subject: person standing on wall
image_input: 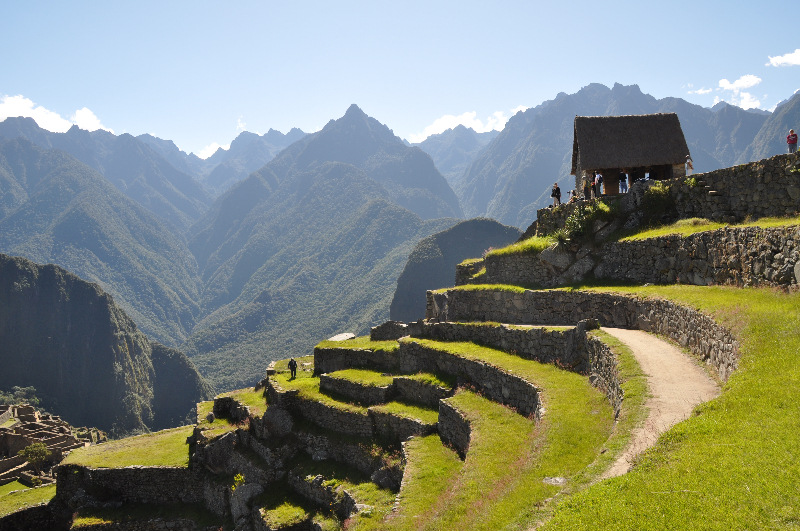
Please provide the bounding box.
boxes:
[551,183,561,207]
[686,155,694,176]
[788,129,798,154]
[288,358,298,379]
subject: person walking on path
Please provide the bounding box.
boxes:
[551,183,561,206]
[788,129,798,154]
[288,358,298,379]
[685,155,694,176]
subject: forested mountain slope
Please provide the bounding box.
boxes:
[0,137,201,346]
[0,117,212,231]
[413,125,498,185]
[0,253,211,434]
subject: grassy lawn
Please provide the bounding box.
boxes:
[62,426,193,468]
[272,354,315,373]
[71,503,225,528]
[370,400,439,425]
[400,371,455,389]
[217,387,268,416]
[327,368,394,387]
[618,214,800,241]
[0,419,17,428]
[255,485,318,530]
[433,283,527,294]
[0,481,27,498]
[485,235,554,257]
[0,484,55,517]
[315,336,399,352]
[541,284,800,530]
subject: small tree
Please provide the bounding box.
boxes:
[18,443,49,474]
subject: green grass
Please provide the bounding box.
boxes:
[62,426,193,468]
[217,387,268,416]
[327,368,394,387]
[256,485,314,529]
[0,485,55,517]
[272,371,368,415]
[356,337,613,530]
[433,283,527,294]
[71,503,225,528]
[542,284,800,530]
[458,257,484,266]
[0,419,17,428]
[401,372,455,389]
[0,481,27,498]
[370,400,439,424]
[618,214,800,241]
[272,354,315,373]
[485,235,554,257]
[315,336,399,352]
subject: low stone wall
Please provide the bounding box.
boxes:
[213,395,255,423]
[290,392,373,439]
[319,375,392,406]
[313,347,400,376]
[437,400,471,458]
[427,288,739,381]
[371,321,416,341]
[585,335,622,417]
[393,377,453,408]
[63,518,216,531]
[370,410,436,442]
[55,464,204,507]
[397,341,542,419]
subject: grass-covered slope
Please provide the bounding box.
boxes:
[62,426,193,468]
[390,218,521,322]
[542,284,800,529]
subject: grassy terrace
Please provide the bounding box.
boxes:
[327,368,394,387]
[315,336,399,352]
[400,371,455,390]
[485,235,554,257]
[217,387,268,416]
[0,485,56,517]
[539,284,800,530]
[255,485,340,531]
[370,400,439,424]
[71,503,226,529]
[618,215,800,241]
[62,426,193,468]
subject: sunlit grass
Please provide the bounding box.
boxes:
[327,368,394,387]
[619,215,800,241]
[485,235,554,257]
[71,503,224,529]
[62,426,192,468]
[370,400,439,425]
[217,387,268,416]
[0,485,55,517]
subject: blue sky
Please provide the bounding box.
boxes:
[1,0,798,156]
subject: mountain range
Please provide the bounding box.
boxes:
[412,125,498,185]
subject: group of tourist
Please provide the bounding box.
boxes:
[549,130,796,208]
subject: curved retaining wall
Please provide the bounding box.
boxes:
[427,288,739,381]
[314,347,400,375]
[319,374,392,405]
[437,400,471,458]
[397,341,542,419]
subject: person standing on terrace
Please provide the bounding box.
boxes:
[686,155,694,176]
[788,129,798,154]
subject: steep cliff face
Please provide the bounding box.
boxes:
[0,254,211,434]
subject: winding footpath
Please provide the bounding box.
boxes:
[600,327,720,479]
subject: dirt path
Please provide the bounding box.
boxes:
[600,327,720,479]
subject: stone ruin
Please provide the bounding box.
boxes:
[0,404,105,490]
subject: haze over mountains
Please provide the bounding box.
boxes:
[0,83,798,400]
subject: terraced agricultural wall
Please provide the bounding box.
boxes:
[458,224,800,288]
[55,464,204,506]
[427,288,739,381]
[437,400,471,458]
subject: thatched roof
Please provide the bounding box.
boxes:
[571,113,690,175]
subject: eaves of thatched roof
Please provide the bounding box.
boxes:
[571,113,690,175]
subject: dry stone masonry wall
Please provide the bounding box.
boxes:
[428,288,739,381]
[437,400,471,458]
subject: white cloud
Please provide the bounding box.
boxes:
[688,88,712,95]
[766,49,800,67]
[409,107,522,143]
[195,142,229,159]
[718,75,762,93]
[237,117,246,132]
[71,107,113,133]
[511,105,528,114]
[0,94,112,133]
[716,75,763,110]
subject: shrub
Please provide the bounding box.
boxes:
[684,177,699,187]
[641,182,674,221]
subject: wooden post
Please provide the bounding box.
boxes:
[601,169,620,196]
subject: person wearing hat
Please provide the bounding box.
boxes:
[685,155,694,176]
[788,129,798,154]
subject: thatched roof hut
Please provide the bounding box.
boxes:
[571,113,690,195]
